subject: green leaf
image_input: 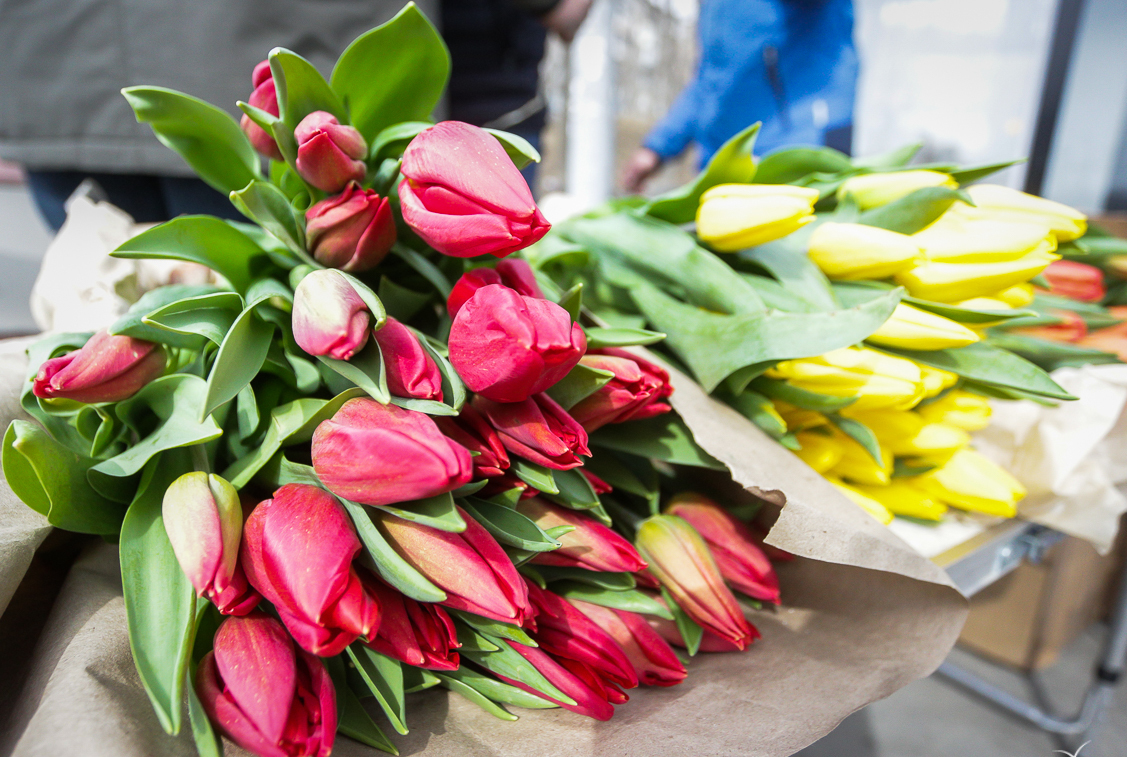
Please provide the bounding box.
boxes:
[851,143,922,169]
[740,230,839,311]
[326,657,399,755]
[402,666,443,693]
[858,186,970,235]
[186,667,223,757]
[439,667,556,710]
[407,327,465,414]
[143,292,243,345]
[108,284,226,347]
[448,609,537,647]
[726,389,787,439]
[950,159,1024,186]
[462,639,576,706]
[3,421,126,534]
[582,452,656,499]
[545,364,614,410]
[558,282,583,322]
[877,342,1075,400]
[751,146,853,185]
[534,566,636,591]
[509,458,558,494]
[590,412,725,469]
[379,276,432,321]
[827,414,882,465]
[390,243,452,297]
[345,645,408,735]
[230,180,308,258]
[113,216,276,293]
[985,333,1120,372]
[318,340,391,404]
[835,282,1032,325]
[644,123,759,224]
[375,491,465,532]
[484,128,541,169]
[436,674,518,721]
[270,48,349,129]
[583,327,667,349]
[750,376,856,412]
[350,499,447,602]
[201,306,274,420]
[541,466,601,511]
[330,3,450,142]
[120,452,198,734]
[554,583,674,619]
[461,497,561,551]
[661,586,703,656]
[121,86,260,194]
[454,622,501,652]
[370,121,431,162]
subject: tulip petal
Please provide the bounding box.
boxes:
[213,614,297,745]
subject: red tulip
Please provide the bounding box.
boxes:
[665,494,781,604]
[516,497,646,572]
[568,349,673,431]
[1013,309,1087,343]
[305,182,396,272]
[474,393,590,470]
[32,330,164,404]
[240,484,381,656]
[291,269,371,360]
[312,398,473,507]
[364,579,460,670]
[1079,320,1127,360]
[197,612,336,757]
[569,600,686,687]
[524,581,638,689]
[294,111,367,193]
[1042,260,1105,302]
[499,643,620,720]
[373,317,442,400]
[449,284,586,403]
[583,470,613,494]
[433,405,510,478]
[447,258,544,318]
[240,60,283,161]
[374,507,533,625]
[648,613,760,653]
[398,121,550,258]
[163,472,259,616]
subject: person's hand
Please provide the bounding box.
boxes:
[621,147,662,194]
[541,0,593,43]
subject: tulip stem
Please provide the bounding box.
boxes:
[190,444,212,474]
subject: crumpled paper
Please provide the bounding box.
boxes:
[972,363,1127,553]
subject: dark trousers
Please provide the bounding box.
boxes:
[25,171,240,232]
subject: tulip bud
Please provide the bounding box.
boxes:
[665,494,781,604]
[294,111,367,193]
[373,506,533,625]
[449,284,586,403]
[364,579,460,670]
[827,432,893,486]
[447,258,544,318]
[292,269,371,360]
[1041,260,1105,303]
[569,600,686,687]
[163,472,259,616]
[239,60,283,161]
[959,184,1087,242]
[917,448,1026,517]
[635,514,756,650]
[373,317,442,401]
[893,247,1059,303]
[792,431,844,473]
[305,182,396,272]
[515,497,647,573]
[399,121,550,258]
[920,365,959,398]
[826,477,895,524]
[645,593,760,652]
[312,398,473,507]
[567,349,673,432]
[866,303,980,350]
[696,184,819,252]
[241,484,381,656]
[850,480,947,521]
[807,222,921,280]
[196,612,336,757]
[32,330,165,404]
[1080,324,1127,361]
[583,469,613,494]
[525,582,639,689]
[474,393,590,471]
[917,390,992,431]
[500,642,619,720]
[1013,310,1088,343]
[912,214,1054,263]
[837,169,956,210]
[433,405,510,478]
[766,347,926,411]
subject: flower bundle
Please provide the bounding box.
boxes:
[1,7,788,757]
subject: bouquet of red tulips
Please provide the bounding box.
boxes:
[2,6,786,756]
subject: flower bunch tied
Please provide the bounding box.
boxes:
[1,7,786,757]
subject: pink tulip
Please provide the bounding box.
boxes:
[32,330,165,404]
[364,579,460,671]
[666,494,781,604]
[162,472,259,616]
[516,497,646,573]
[498,643,620,720]
[433,405,510,478]
[305,182,396,272]
[312,398,473,507]
[635,515,757,650]
[294,111,367,193]
[449,284,586,402]
[240,60,283,161]
[197,612,336,757]
[447,258,544,318]
[568,349,673,431]
[474,393,590,470]
[569,600,686,687]
[1042,260,1105,302]
[524,581,638,689]
[373,317,442,401]
[240,484,381,656]
[398,121,550,258]
[291,269,370,360]
[374,506,533,626]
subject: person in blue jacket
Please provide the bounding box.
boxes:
[622,0,857,192]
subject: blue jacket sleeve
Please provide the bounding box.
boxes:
[643,78,700,160]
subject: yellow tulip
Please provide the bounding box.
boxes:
[793,432,843,473]
[840,406,923,437]
[837,169,956,210]
[775,402,828,433]
[953,296,1014,311]
[866,303,980,350]
[767,347,927,410]
[917,390,992,431]
[696,184,819,251]
[807,222,921,280]
[893,248,1059,303]
[826,477,894,524]
[827,434,893,486]
[917,448,1025,517]
[956,184,1087,242]
[994,283,1035,308]
[920,366,959,397]
[887,422,970,458]
[851,480,948,521]
[912,214,1054,263]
